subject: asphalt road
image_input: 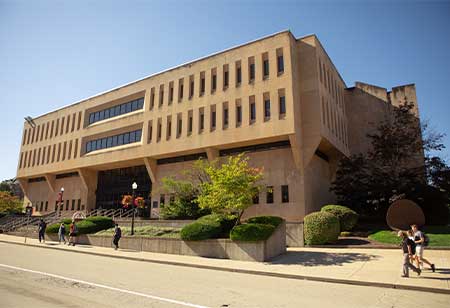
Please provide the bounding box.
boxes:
[0,242,449,308]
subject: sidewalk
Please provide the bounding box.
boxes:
[1,234,449,294]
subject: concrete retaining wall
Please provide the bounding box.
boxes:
[45,222,287,262]
[286,222,304,247]
[113,220,194,228]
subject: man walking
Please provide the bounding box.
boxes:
[411,224,436,272]
[113,223,122,250]
[58,223,66,244]
[38,219,46,243]
[398,231,421,278]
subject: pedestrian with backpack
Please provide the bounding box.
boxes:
[37,219,47,243]
[398,231,421,278]
[112,223,122,250]
[411,224,435,272]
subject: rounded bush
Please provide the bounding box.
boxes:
[230,223,275,242]
[246,216,283,228]
[197,214,237,238]
[321,205,359,231]
[180,220,222,241]
[304,211,340,245]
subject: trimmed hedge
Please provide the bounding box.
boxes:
[321,205,359,231]
[46,216,114,235]
[230,223,275,242]
[304,211,340,245]
[246,216,283,228]
[180,214,237,241]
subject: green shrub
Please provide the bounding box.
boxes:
[304,211,340,245]
[180,214,238,241]
[321,205,359,231]
[46,216,114,235]
[230,223,275,241]
[180,220,222,241]
[246,216,283,228]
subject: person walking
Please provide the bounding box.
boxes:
[411,224,436,272]
[398,231,421,278]
[68,220,77,246]
[38,219,47,243]
[113,223,122,250]
[58,223,66,244]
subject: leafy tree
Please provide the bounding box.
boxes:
[331,101,449,222]
[159,176,210,219]
[196,153,263,224]
[0,191,23,215]
[0,178,23,199]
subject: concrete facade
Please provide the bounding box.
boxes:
[15,30,420,229]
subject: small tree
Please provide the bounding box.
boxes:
[196,153,263,224]
[159,176,209,219]
[0,191,23,215]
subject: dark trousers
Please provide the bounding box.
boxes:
[38,231,45,242]
[113,237,120,248]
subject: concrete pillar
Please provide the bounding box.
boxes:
[16,178,31,210]
[144,157,158,217]
[206,147,219,162]
[77,168,98,212]
[44,174,57,193]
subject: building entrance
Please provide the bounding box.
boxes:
[96,165,151,216]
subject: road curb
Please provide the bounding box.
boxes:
[1,239,449,295]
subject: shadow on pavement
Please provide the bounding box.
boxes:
[269,251,379,266]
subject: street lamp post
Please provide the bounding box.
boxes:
[131,182,137,236]
[58,187,64,217]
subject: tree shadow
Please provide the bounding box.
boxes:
[269,251,379,266]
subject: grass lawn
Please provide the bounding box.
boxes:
[95,226,181,238]
[368,225,450,246]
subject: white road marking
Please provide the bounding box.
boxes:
[0,263,210,308]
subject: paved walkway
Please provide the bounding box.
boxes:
[1,234,449,294]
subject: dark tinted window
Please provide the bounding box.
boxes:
[281,185,289,203]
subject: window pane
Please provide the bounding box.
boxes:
[138,98,144,109]
[132,100,138,111]
[120,104,126,114]
[99,110,105,121]
[129,131,136,143]
[135,130,142,141]
[280,96,286,114]
[89,113,95,124]
[124,132,130,144]
[118,134,124,145]
[110,107,115,117]
[112,135,118,146]
[91,141,96,151]
[101,138,107,149]
[96,139,102,149]
[104,108,110,119]
[86,141,91,153]
[126,102,132,113]
[107,137,113,147]
[115,106,121,115]
[94,112,100,122]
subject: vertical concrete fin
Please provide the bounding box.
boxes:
[44,174,56,193]
[77,168,98,211]
[143,157,157,184]
[206,147,219,162]
[16,178,29,195]
[288,135,303,170]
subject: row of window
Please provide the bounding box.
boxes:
[88,97,144,125]
[149,48,285,109]
[85,129,142,153]
[32,199,84,213]
[252,185,290,204]
[22,111,83,146]
[322,97,348,147]
[318,58,345,112]
[19,139,79,169]
[156,185,289,208]
[147,90,286,143]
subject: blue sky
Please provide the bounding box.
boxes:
[1,0,449,180]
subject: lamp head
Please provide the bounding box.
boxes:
[60,187,65,192]
[132,182,137,190]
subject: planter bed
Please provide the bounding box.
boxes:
[45,221,286,262]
